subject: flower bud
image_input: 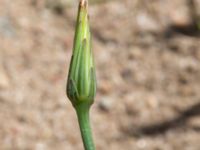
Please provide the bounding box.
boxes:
[67,0,96,107]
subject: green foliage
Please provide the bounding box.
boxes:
[66,1,96,150]
[67,1,96,108]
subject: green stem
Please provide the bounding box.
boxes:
[75,103,95,150]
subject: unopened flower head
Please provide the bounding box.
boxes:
[67,0,96,107]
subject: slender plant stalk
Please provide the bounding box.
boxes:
[66,0,96,150]
[76,103,95,150]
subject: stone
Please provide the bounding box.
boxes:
[98,97,113,112]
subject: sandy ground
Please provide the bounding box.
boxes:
[0,0,200,149]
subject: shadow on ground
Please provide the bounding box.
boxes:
[123,101,200,137]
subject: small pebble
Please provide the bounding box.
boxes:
[98,97,113,112]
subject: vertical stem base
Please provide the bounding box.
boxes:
[75,103,95,150]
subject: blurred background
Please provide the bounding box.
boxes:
[0,0,200,149]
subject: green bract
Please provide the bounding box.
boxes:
[67,1,96,107]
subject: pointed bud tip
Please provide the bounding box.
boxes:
[80,0,87,8]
